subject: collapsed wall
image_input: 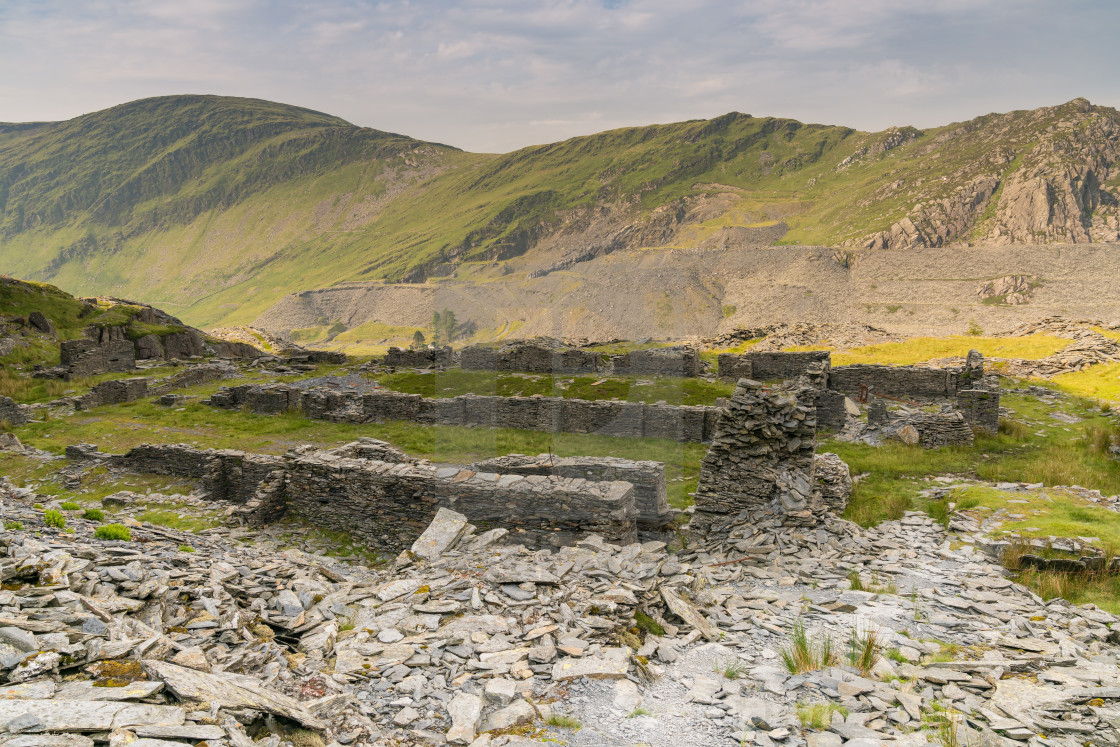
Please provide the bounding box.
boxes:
[75,377,150,410]
[60,332,136,377]
[449,342,702,377]
[83,441,639,550]
[721,351,831,381]
[0,396,31,426]
[469,453,675,529]
[692,379,823,530]
[208,384,721,443]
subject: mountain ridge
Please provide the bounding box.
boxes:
[0,94,1117,331]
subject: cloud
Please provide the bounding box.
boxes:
[0,0,1116,151]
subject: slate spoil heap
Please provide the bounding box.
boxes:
[4,481,1120,746]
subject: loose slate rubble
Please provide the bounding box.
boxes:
[3,467,1120,746]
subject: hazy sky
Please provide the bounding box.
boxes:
[2,0,1118,153]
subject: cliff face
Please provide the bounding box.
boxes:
[857,99,1120,251]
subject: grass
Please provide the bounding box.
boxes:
[846,626,884,676]
[10,393,706,508]
[95,524,132,541]
[796,702,848,730]
[83,508,104,521]
[794,334,1070,366]
[779,619,839,675]
[136,504,224,533]
[712,656,748,680]
[4,521,23,530]
[178,544,195,552]
[544,714,581,730]
[628,708,654,718]
[634,610,666,636]
[831,390,1120,526]
[1053,362,1120,403]
[59,501,81,510]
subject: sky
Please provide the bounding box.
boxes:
[1,0,1118,153]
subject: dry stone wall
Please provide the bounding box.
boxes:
[956,388,1000,434]
[0,396,31,426]
[692,379,823,530]
[88,441,639,550]
[74,377,151,410]
[469,453,674,529]
[208,384,720,443]
[738,351,831,381]
[450,342,702,377]
[60,335,136,377]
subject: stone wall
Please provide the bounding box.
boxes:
[740,351,831,382]
[609,348,702,378]
[208,384,721,443]
[956,388,1000,434]
[148,363,237,396]
[455,342,701,377]
[284,452,636,550]
[104,441,638,550]
[60,334,136,378]
[0,396,31,426]
[912,410,975,449]
[384,347,454,368]
[469,454,674,529]
[829,351,985,400]
[802,389,849,432]
[74,378,151,410]
[716,354,753,381]
[692,379,822,529]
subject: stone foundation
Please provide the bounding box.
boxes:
[469,454,675,529]
[384,347,454,368]
[208,384,720,443]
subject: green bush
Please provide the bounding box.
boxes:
[4,521,24,531]
[82,508,105,521]
[60,501,81,511]
[95,524,132,541]
[43,509,67,529]
[178,544,195,553]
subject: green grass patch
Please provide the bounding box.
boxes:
[95,524,132,541]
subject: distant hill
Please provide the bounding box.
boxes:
[0,94,1117,330]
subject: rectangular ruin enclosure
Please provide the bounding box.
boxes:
[92,441,646,550]
[207,384,721,443]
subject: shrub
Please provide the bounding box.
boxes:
[95,524,132,541]
[59,501,81,511]
[178,544,195,552]
[83,508,105,521]
[4,521,24,530]
[43,509,66,529]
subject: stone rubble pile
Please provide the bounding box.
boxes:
[994,317,1120,377]
[2,466,1120,746]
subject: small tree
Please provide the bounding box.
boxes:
[411,330,426,350]
[432,311,443,346]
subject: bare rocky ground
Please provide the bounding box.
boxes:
[1,465,1118,747]
[253,243,1120,344]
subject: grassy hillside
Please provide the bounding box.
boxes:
[0,95,1117,328]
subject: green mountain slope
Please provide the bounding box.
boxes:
[0,95,1117,329]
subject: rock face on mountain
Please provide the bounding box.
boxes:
[856,99,1120,252]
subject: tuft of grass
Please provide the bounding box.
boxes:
[712,656,747,680]
[847,626,884,676]
[95,523,132,541]
[779,619,839,675]
[628,708,654,718]
[178,544,195,552]
[885,648,906,664]
[82,508,105,521]
[997,417,1029,440]
[545,714,582,730]
[43,509,66,529]
[796,702,848,729]
[847,569,865,591]
[59,501,81,510]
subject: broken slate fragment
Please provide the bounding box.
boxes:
[410,507,469,561]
